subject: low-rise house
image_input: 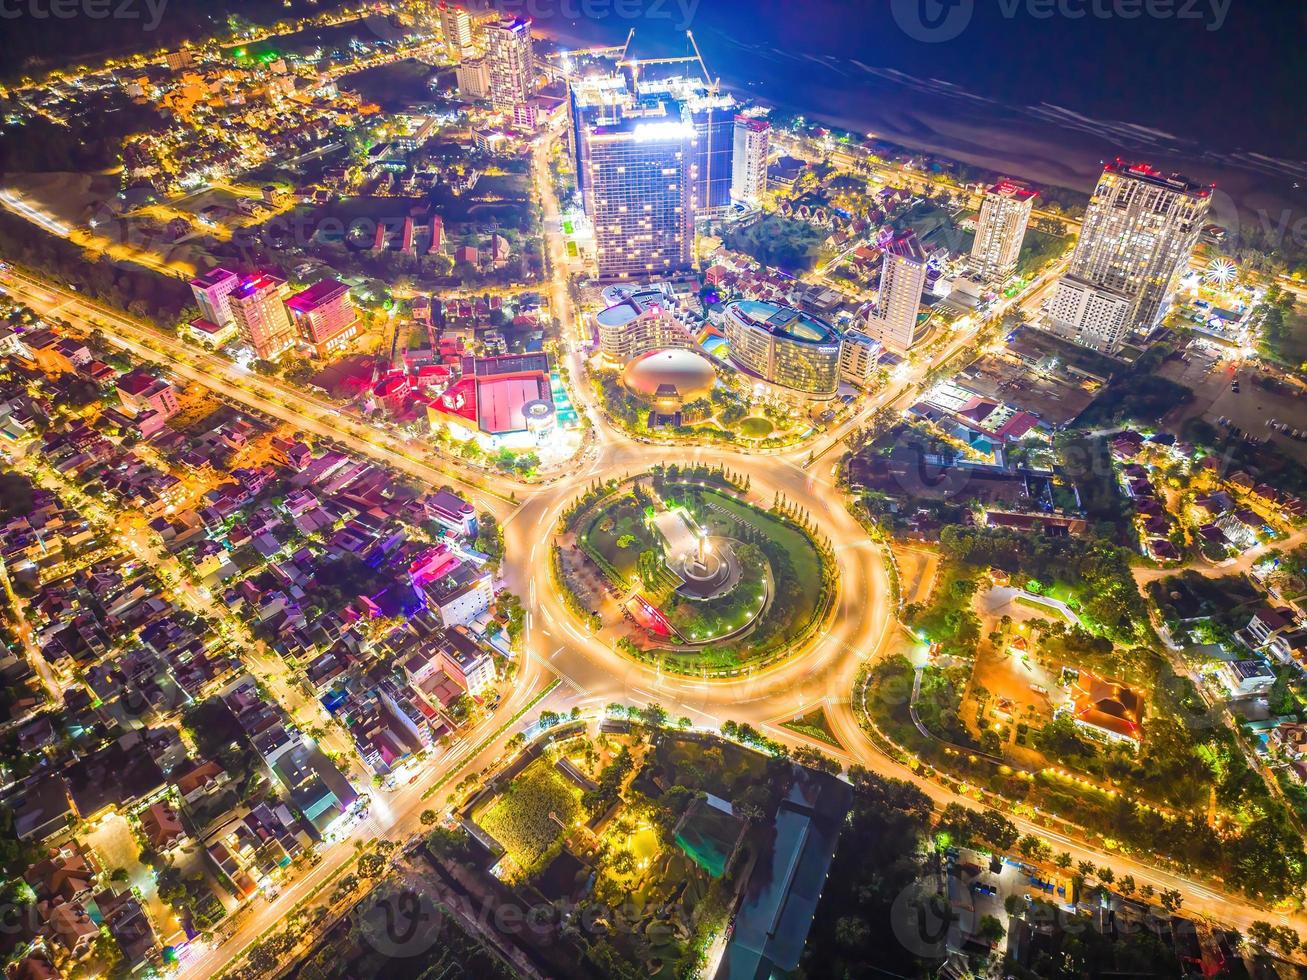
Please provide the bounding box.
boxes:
[1069,671,1144,747]
[139,801,186,851]
[1239,606,1298,658]
[24,840,98,905]
[1219,658,1277,698]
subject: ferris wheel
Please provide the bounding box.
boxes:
[1204,257,1238,287]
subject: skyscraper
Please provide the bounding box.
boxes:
[568,54,736,278]
[286,279,358,359]
[731,115,770,206]
[484,18,534,108]
[438,3,473,60]
[230,273,296,362]
[1047,160,1210,353]
[189,267,240,330]
[971,180,1036,282]
[864,231,928,352]
[582,115,694,281]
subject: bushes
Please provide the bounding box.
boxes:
[477,761,581,875]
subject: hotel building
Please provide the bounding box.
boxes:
[864,231,928,353]
[286,279,359,359]
[731,115,770,206]
[971,180,1036,283]
[724,300,841,398]
[484,18,534,108]
[1047,161,1210,353]
[230,273,296,362]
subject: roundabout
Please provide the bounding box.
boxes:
[549,468,837,675]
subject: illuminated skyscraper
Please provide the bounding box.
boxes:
[230,273,295,362]
[971,179,1036,282]
[438,3,473,60]
[568,51,736,277]
[731,115,770,206]
[484,17,534,108]
[286,279,358,359]
[864,231,927,352]
[1047,160,1210,353]
[582,115,694,281]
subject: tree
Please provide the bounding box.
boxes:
[834,916,870,950]
[1247,921,1275,950]
[1118,874,1135,895]
[357,852,386,878]
[1158,888,1183,913]
[1272,926,1300,955]
[1054,851,1072,870]
[1017,834,1050,861]
[977,915,1005,946]
[1139,883,1155,901]
[1076,860,1096,878]
[733,784,771,823]
[419,810,437,827]
[1096,867,1114,885]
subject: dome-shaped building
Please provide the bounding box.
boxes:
[622,348,717,412]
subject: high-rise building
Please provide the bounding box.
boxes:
[632,76,734,216]
[865,231,928,352]
[1047,160,1210,353]
[438,3,474,60]
[971,180,1036,283]
[839,330,882,388]
[286,279,359,359]
[724,300,842,398]
[189,267,240,330]
[230,273,295,362]
[569,58,737,278]
[455,58,490,100]
[731,115,770,206]
[581,114,694,281]
[484,18,534,108]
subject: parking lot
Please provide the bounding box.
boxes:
[1160,346,1307,465]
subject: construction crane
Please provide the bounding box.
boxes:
[686,30,720,94]
[616,31,719,92]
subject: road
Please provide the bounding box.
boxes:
[2,134,1298,978]
[1133,524,1307,585]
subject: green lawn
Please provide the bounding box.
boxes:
[739,417,774,439]
[654,486,826,666]
[781,706,843,748]
[581,496,659,585]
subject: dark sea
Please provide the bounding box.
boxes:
[518,0,1307,217]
